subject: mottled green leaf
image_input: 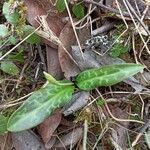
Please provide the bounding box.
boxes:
[7,83,74,132]
[75,63,144,91]
[23,25,41,44]
[0,61,19,75]
[0,114,8,134]
[0,24,9,37]
[72,4,85,19]
[56,0,67,12]
[3,2,20,25]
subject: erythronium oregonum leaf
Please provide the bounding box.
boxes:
[0,114,8,134]
[7,82,74,132]
[75,63,144,91]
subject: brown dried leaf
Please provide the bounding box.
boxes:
[54,127,83,149]
[46,45,63,79]
[23,0,67,48]
[110,106,129,150]
[58,22,80,79]
[0,134,12,150]
[11,130,46,150]
[63,91,90,116]
[23,0,66,36]
[37,112,62,146]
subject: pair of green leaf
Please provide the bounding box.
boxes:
[56,0,85,19]
[6,63,144,132]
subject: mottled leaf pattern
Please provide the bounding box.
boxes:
[7,83,74,132]
[0,114,8,134]
[75,63,144,91]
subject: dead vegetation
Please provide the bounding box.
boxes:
[0,0,150,149]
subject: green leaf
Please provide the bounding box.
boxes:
[110,43,129,58]
[145,132,150,149]
[23,25,41,44]
[0,61,19,75]
[2,2,20,25]
[8,52,24,63]
[0,114,8,134]
[44,72,73,86]
[72,4,85,19]
[56,0,67,12]
[9,35,17,45]
[7,83,74,132]
[96,99,105,107]
[0,24,9,37]
[75,63,144,91]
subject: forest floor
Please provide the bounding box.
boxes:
[0,0,150,150]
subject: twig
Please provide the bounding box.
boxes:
[64,0,84,59]
[15,59,30,88]
[96,89,145,125]
[6,92,33,104]
[124,0,150,36]
[84,0,131,17]
[132,121,150,147]
[83,120,88,150]
[37,15,78,66]
[92,126,108,149]
[91,22,116,36]
[138,94,144,120]
[0,26,41,61]
[37,45,47,71]
[132,34,139,64]
[123,0,150,55]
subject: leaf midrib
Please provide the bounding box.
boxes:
[8,86,73,128]
[78,70,124,85]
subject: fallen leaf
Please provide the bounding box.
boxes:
[110,106,129,150]
[58,22,80,79]
[63,91,90,116]
[37,112,62,148]
[23,0,67,47]
[72,46,100,70]
[46,45,63,79]
[11,130,46,150]
[54,127,83,149]
[0,134,12,150]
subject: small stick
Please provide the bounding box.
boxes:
[132,121,150,147]
[91,22,116,36]
[64,0,84,60]
[0,26,41,61]
[84,0,131,17]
